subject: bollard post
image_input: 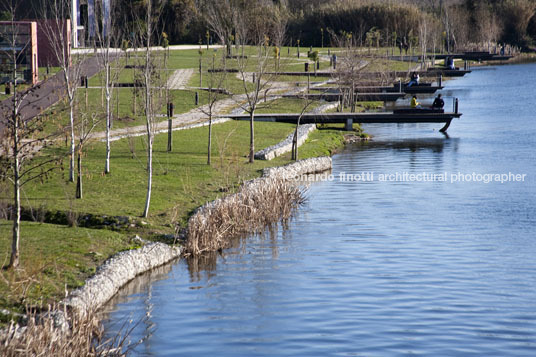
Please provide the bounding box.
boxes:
[167,102,174,152]
[345,118,353,131]
[195,92,199,106]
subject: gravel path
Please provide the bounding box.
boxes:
[167,69,194,90]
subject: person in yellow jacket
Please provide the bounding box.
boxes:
[410,95,421,108]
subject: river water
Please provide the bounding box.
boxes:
[104,63,536,356]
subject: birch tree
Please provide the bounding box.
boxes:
[94,0,121,174]
[130,0,164,218]
[0,7,59,268]
[40,0,83,183]
[197,51,228,165]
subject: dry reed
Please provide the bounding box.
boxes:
[186,176,306,255]
[0,305,136,357]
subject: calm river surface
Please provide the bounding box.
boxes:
[104,63,536,356]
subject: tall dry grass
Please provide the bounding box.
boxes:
[186,176,306,255]
[0,305,136,357]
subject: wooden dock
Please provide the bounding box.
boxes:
[310,84,443,95]
[224,110,463,132]
[267,69,470,78]
[281,92,406,102]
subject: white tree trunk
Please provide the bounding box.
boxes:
[10,127,21,268]
[105,64,111,174]
[249,110,255,163]
[69,95,75,182]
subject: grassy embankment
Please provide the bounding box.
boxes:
[1,47,365,320]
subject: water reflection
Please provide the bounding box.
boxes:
[103,63,536,357]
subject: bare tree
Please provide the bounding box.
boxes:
[233,2,283,163]
[40,0,83,183]
[198,51,228,165]
[75,110,100,199]
[291,94,315,161]
[129,0,164,218]
[94,0,121,175]
[0,5,59,268]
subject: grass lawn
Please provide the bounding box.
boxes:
[0,44,369,321]
[0,221,130,319]
[0,119,350,319]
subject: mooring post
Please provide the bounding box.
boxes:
[345,118,353,131]
[195,91,199,106]
[167,102,174,152]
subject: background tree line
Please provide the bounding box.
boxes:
[8,0,536,50]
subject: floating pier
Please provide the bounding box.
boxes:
[281,92,406,102]
[225,109,462,133]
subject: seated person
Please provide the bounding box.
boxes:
[407,72,419,87]
[431,94,444,110]
[410,95,421,108]
[446,57,455,70]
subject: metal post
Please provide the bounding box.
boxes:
[345,118,353,131]
[167,118,173,152]
[195,92,199,106]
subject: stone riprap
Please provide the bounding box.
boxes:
[254,124,317,160]
[63,243,181,313]
[262,156,332,180]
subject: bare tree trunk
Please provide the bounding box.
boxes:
[208,116,212,165]
[69,96,75,182]
[10,134,20,268]
[76,150,83,199]
[105,65,111,174]
[249,110,255,163]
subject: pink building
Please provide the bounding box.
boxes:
[35,19,72,69]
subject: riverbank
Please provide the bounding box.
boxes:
[0,120,355,323]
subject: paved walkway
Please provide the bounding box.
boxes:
[0,55,117,135]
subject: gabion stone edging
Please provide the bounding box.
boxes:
[262,156,332,180]
[63,243,181,313]
[254,124,317,160]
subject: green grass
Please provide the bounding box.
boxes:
[255,97,324,114]
[0,45,368,319]
[0,221,130,316]
[5,121,303,225]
